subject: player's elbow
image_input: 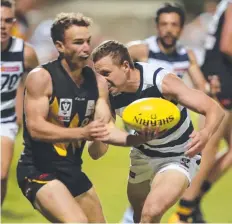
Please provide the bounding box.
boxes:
[211,101,225,123]
[26,119,41,140]
[220,42,232,56]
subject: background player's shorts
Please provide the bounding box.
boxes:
[201,57,232,110]
[0,122,18,141]
[17,162,93,207]
[128,148,200,184]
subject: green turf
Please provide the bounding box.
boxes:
[1,116,232,223]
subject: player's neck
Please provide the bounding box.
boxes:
[61,58,84,86]
[124,68,140,92]
[157,39,175,55]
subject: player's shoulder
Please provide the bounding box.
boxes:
[144,35,156,43]
[136,61,166,75]
[8,36,24,52]
[23,42,39,70]
[26,67,51,89]
[176,42,188,55]
[136,62,170,85]
[24,42,37,59]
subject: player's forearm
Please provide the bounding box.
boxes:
[188,67,207,92]
[27,118,85,142]
[103,126,145,147]
[203,102,225,138]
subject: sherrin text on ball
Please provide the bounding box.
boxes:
[122,98,181,132]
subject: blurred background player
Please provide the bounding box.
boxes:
[169,0,232,222]
[1,0,38,205]
[11,0,46,127]
[121,3,220,222]
[180,0,219,66]
[127,3,218,95]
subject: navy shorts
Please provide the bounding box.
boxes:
[17,163,92,206]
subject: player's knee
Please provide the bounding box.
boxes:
[141,202,166,221]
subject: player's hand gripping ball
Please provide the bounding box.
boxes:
[122,98,181,132]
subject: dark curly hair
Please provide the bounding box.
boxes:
[1,0,15,9]
[155,3,185,27]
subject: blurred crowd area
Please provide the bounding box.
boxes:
[12,0,219,65]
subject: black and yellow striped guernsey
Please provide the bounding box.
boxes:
[19,58,98,172]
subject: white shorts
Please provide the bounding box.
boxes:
[0,122,19,141]
[128,148,200,184]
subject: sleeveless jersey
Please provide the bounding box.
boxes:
[1,37,24,123]
[111,62,193,156]
[19,59,99,171]
[144,36,190,79]
[203,0,232,75]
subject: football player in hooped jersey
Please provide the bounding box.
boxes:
[1,0,38,205]
[127,3,220,95]
[92,40,224,223]
[16,13,157,223]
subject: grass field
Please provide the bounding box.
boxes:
[1,115,232,223]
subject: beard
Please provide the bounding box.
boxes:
[158,35,177,49]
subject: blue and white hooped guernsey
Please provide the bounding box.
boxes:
[112,62,193,156]
[144,36,190,79]
[1,37,25,123]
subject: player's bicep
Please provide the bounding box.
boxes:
[162,74,213,115]
[24,68,52,127]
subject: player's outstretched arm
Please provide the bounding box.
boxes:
[187,50,209,92]
[24,68,107,142]
[93,74,156,147]
[161,73,225,157]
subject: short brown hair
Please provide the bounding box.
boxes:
[92,40,134,69]
[51,12,92,44]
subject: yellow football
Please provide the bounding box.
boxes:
[122,97,181,132]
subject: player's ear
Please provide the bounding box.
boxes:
[55,41,65,54]
[122,60,130,73]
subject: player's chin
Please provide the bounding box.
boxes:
[0,35,10,43]
[77,58,89,66]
